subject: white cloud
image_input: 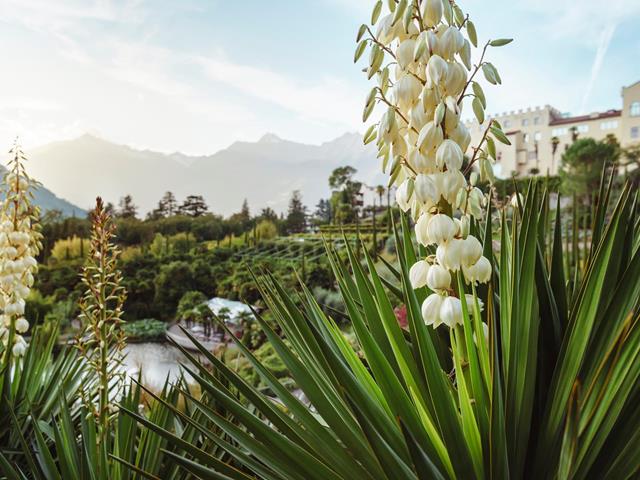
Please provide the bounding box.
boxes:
[519,0,640,46]
[196,54,362,130]
[580,23,618,113]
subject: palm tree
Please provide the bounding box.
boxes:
[551,135,560,173]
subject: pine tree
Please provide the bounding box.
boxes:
[240,199,250,221]
[285,190,307,234]
[179,195,209,217]
[161,191,178,216]
[313,199,332,225]
[116,194,137,219]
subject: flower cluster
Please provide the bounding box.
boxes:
[357,0,510,329]
[0,143,42,357]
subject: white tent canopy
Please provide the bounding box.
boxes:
[206,297,254,327]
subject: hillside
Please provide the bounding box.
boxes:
[0,164,86,217]
[27,133,383,216]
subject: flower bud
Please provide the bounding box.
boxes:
[459,215,470,239]
[459,235,483,266]
[409,260,430,289]
[421,0,443,28]
[468,187,485,218]
[426,264,451,291]
[440,296,463,328]
[435,139,463,171]
[421,293,443,327]
[427,214,457,244]
[462,255,492,284]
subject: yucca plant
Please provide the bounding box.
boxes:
[125,1,640,479]
[1,198,244,480]
[0,143,89,472]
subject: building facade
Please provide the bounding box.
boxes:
[464,80,640,177]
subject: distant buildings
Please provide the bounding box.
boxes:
[465,81,640,177]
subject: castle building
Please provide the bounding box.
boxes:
[464,80,640,177]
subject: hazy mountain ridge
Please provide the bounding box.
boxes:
[0,164,86,217]
[27,133,384,216]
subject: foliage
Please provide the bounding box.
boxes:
[255,219,278,241]
[116,194,138,219]
[179,194,209,217]
[122,318,167,342]
[329,166,362,224]
[130,174,640,479]
[176,290,208,320]
[493,175,561,199]
[153,261,196,318]
[559,138,620,196]
[285,190,307,234]
[50,235,89,261]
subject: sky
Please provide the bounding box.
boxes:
[0,0,639,155]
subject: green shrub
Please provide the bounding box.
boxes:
[122,319,167,342]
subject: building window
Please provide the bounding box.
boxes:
[631,102,640,117]
[533,116,540,125]
[524,133,530,143]
[632,127,639,139]
[522,118,529,126]
[577,124,589,133]
[534,131,541,141]
[600,120,619,130]
[552,127,567,136]
[527,151,537,160]
[503,120,511,128]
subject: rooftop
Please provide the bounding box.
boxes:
[548,109,621,126]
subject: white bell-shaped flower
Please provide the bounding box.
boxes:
[427,214,457,244]
[422,293,443,327]
[426,264,451,292]
[440,296,463,328]
[409,260,430,289]
[462,255,492,284]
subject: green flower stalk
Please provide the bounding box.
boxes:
[357,0,511,329]
[76,196,127,475]
[0,141,42,360]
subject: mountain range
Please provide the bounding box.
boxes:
[0,164,86,217]
[25,132,384,216]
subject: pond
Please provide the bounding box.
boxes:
[122,342,197,392]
